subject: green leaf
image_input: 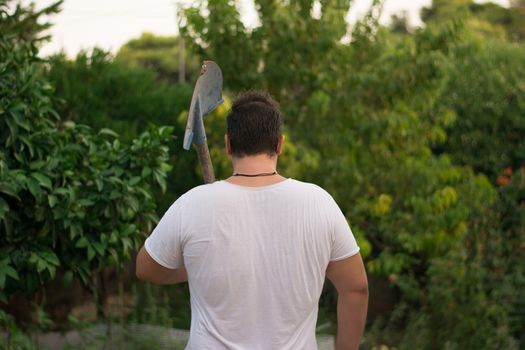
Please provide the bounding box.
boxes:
[37,259,47,273]
[123,224,137,236]
[92,241,105,255]
[29,253,39,264]
[69,225,81,239]
[160,162,172,172]
[42,252,60,266]
[141,167,151,177]
[19,135,34,157]
[87,246,95,261]
[54,187,69,195]
[5,118,18,146]
[48,265,56,279]
[77,198,94,207]
[4,266,19,280]
[109,248,120,265]
[125,196,139,213]
[153,169,167,193]
[0,183,20,200]
[11,110,30,130]
[113,139,120,151]
[0,197,9,219]
[95,179,103,192]
[128,176,141,186]
[48,195,57,208]
[75,237,89,248]
[99,128,119,138]
[109,190,120,200]
[32,173,52,190]
[29,160,46,170]
[26,178,42,200]
[76,265,90,286]
[122,238,132,253]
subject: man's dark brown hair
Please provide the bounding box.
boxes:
[227,90,283,157]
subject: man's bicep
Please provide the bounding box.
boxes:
[142,201,184,270]
[326,253,368,294]
[136,246,187,284]
[136,246,168,282]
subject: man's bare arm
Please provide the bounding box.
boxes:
[326,253,368,350]
[135,246,187,284]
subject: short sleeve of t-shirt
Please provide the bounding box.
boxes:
[144,198,184,269]
[327,195,360,261]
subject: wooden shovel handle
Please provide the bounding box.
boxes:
[195,143,215,184]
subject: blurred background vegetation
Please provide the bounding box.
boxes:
[1,0,524,349]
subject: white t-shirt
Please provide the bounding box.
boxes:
[145,178,360,350]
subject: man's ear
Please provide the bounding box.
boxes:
[276,134,285,155]
[225,134,233,155]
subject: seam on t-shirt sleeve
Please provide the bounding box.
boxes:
[144,237,181,270]
[329,246,360,262]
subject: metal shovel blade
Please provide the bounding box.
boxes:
[183,61,224,150]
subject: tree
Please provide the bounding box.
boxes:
[0,0,172,328]
[422,0,525,42]
[180,0,493,330]
[0,0,62,45]
[115,32,200,83]
[389,11,411,35]
[434,40,525,179]
[46,49,193,142]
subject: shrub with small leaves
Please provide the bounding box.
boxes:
[0,2,172,303]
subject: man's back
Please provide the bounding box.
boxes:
[145,178,360,350]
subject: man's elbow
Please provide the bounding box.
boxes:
[350,281,369,297]
[347,278,369,297]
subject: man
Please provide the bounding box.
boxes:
[136,91,368,350]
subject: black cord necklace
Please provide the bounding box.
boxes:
[232,171,278,177]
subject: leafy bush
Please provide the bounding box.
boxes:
[435,40,525,179]
[180,0,493,309]
[382,169,525,350]
[46,49,193,142]
[0,0,171,310]
[115,32,200,83]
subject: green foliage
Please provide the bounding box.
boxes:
[115,32,200,83]
[384,169,525,349]
[46,49,192,142]
[2,1,523,348]
[179,3,525,347]
[46,45,318,208]
[46,49,198,211]
[422,0,525,42]
[0,2,172,303]
[180,0,492,307]
[435,39,525,179]
[0,0,62,45]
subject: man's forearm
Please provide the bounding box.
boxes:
[335,289,368,350]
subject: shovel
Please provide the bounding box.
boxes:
[183,61,224,184]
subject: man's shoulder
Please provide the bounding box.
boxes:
[177,179,334,201]
[176,182,217,202]
[288,178,325,190]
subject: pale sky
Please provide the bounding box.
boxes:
[36,0,509,57]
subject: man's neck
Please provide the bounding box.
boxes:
[225,154,286,187]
